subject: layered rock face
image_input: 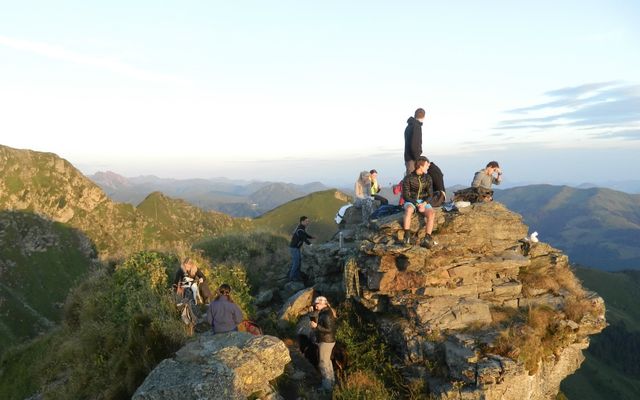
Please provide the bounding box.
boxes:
[133,332,290,400]
[303,202,606,399]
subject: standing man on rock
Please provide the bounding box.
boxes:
[404,108,426,175]
[288,216,315,282]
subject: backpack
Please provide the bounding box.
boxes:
[453,187,494,203]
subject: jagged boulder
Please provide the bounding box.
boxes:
[132,332,290,400]
[303,201,606,400]
[278,287,315,323]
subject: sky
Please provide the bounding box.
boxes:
[1,0,639,187]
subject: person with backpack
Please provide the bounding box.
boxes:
[172,258,212,303]
[206,284,244,334]
[369,169,389,205]
[288,216,315,281]
[404,108,426,175]
[310,296,337,392]
[471,161,503,189]
[401,156,437,248]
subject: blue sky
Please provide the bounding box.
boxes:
[1,1,639,186]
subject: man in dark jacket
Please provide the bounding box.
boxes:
[427,162,446,206]
[288,216,315,281]
[404,108,426,175]
[402,156,436,248]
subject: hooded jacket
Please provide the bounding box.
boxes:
[404,117,423,162]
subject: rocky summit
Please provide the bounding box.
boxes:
[301,201,606,399]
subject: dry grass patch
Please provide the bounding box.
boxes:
[490,306,574,374]
[334,370,393,400]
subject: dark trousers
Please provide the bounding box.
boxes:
[288,247,302,281]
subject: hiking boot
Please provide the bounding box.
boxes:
[402,234,412,246]
[420,234,437,249]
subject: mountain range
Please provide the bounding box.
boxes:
[494,185,640,270]
[89,171,328,217]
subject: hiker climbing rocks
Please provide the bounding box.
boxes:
[369,169,389,205]
[404,108,425,175]
[173,258,212,303]
[472,161,502,189]
[206,284,244,334]
[288,216,315,282]
[354,171,374,220]
[310,296,337,392]
[402,156,437,248]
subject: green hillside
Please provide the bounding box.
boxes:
[0,145,251,353]
[0,211,96,354]
[253,189,351,242]
[494,185,640,270]
[560,267,640,400]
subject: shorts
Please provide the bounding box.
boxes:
[404,202,432,211]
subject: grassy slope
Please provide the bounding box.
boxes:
[561,267,640,400]
[253,189,351,242]
[0,212,95,354]
[495,185,640,270]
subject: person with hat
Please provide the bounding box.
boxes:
[401,156,437,248]
[310,296,337,392]
[471,161,503,189]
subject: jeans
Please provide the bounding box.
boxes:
[319,342,336,389]
[288,247,302,281]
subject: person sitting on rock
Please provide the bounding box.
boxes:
[354,170,374,220]
[173,258,212,303]
[471,161,502,189]
[402,156,436,248]
[309,296,337,392]
[206,284,244,334]
[369,169,388,205]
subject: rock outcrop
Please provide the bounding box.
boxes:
[303,201,606,399]
[133,332,290,400]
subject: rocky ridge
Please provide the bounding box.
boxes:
[301,201,606,399]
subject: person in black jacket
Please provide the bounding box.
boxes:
[427,162,446,206]
[288,216,315,281]
[310,296,337,391]
[402,156,437,248]
[404,108,426,175]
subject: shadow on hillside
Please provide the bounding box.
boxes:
[0,210,99,354]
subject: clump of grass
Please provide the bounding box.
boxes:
[490,306,574,374]
[333,370,393,400]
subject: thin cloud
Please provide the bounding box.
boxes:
[496,82,640,141]
[0,35,188,84]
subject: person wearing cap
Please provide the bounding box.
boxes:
[206,283,244,334]
[471,161,503,189]
[404,108,426,176]
[369,169,388,205]
[310,296,337,392]
[401,156,437,248]
[288,216,315,282]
